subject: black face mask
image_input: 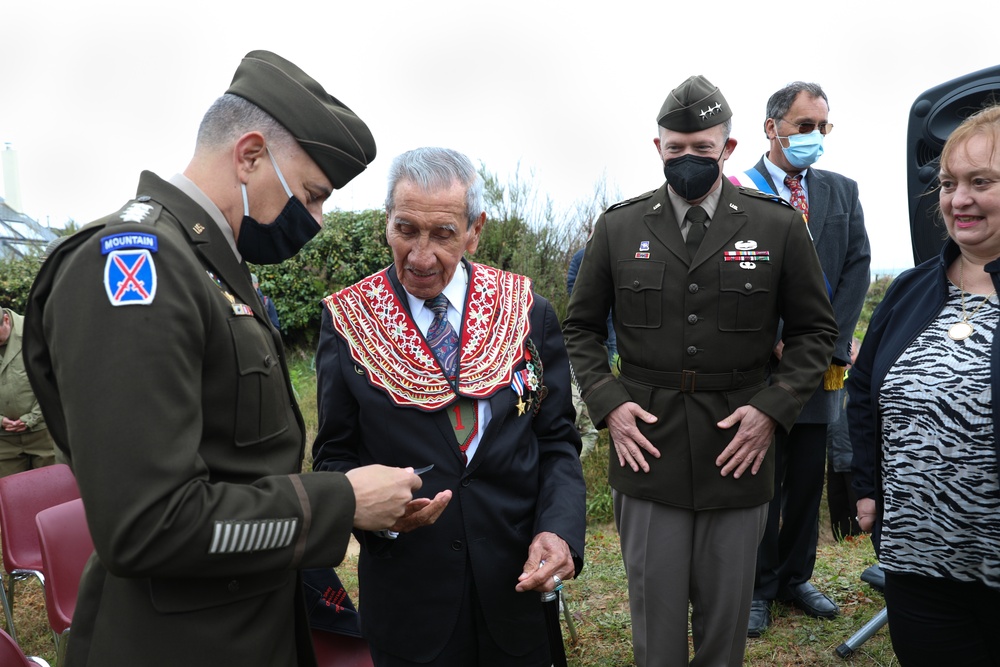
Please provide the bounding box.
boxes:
[237,195,321,265]
[236,147,323,265]
[662,153,722,201]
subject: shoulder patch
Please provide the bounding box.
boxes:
[104,249,157,306]
[100,232,159,255]
[607,189,656,212]
[736,186,793,208]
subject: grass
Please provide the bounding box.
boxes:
[5,354,898,666]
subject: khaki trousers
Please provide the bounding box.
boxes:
[0,428,57,478]
[614,491,767,667]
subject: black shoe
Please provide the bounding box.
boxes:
[787,582,839,619]
[747,599,771,637]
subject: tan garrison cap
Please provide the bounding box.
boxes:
[656,75,732,132]
[226,50,376,189]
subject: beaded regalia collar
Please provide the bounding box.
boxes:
[324,263,534,410]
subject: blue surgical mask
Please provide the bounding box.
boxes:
[780,131,824,169]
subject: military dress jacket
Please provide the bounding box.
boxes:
[748,157,871,424]
[563,179,837,510]
[24,172,356,667]
[312,261,586,663]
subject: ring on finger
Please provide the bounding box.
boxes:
[552,575,563,591]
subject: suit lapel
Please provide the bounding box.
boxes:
[642,185,688,265]
[137,173,267,329]
[690,180,749,271]
[804,169,830,244]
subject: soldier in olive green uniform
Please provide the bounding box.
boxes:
[24,51,421,667]
[563,75,837,667]
[0,308,56,477]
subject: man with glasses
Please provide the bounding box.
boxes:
[733,81,871,637]
[564,75,836,667]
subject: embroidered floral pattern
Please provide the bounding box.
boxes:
[324,264,533,410]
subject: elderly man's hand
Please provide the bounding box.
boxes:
[390,490,453,533]
[515,531,574,593]
[715,405,776,478]
[346,465,421,531]
[606,402,660,473]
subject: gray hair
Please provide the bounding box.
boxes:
[765,82,829,124]
[384,147,484,229]
[195,94,296,152]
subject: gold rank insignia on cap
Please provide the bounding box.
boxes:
[657,74,733,132]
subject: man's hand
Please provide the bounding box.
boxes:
[515,531,573,593]
[1,417,26,433]
[345,465,421,531]
[606,402,660,473]
[856,497,877,533]
[390,490,453,533]
[715,405,776,478]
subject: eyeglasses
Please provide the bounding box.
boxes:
[777,118,834,135]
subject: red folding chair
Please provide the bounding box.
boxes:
[0,464,80,645]
[311,629,374,667]
[0,626,51,666]
[35,498,93,667]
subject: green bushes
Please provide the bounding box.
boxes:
[0,254,43,311]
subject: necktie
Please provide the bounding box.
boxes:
[784,175,809,221]
[685,206,708,259]
[425,294,458,381]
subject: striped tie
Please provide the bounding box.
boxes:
[425,294,458,381]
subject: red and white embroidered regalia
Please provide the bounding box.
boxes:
[323,263,533,411]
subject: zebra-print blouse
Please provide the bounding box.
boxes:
[878,282,1000,591]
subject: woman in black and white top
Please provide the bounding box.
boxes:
[848,105,1000,667]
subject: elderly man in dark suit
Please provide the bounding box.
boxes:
[313,147,586,667]
[731,82,871,636]
[564,75,837,667]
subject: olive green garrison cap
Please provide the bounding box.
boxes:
[656,74,732,132]
[226,50,376,189]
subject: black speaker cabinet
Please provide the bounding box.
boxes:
[907,65,1000,265]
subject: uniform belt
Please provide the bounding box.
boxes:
[620,362,767,393]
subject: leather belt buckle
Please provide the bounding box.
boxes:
[680,370,696,393]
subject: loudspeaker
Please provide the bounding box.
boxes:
[907,65,1000,265]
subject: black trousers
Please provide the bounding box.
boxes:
[884,571,1000,667]
[368,571,551,667]
[825,458,860,541]
[754,423,828,600]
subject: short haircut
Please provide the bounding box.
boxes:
[765,82,829,123]
[195,94,295,153]
[384,147,484,229]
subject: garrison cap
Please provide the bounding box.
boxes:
[226,50,376,189]
[656,74,732,132]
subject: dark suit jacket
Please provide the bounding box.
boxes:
[563,179,837,509]
[24,172,356,667]
[313,262,585,662]
[748,156,871,423]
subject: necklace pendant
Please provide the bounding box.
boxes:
[948,321,974,341]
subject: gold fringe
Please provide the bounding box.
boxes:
[823,364,846,391]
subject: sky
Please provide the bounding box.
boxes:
[2,1,999,275]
